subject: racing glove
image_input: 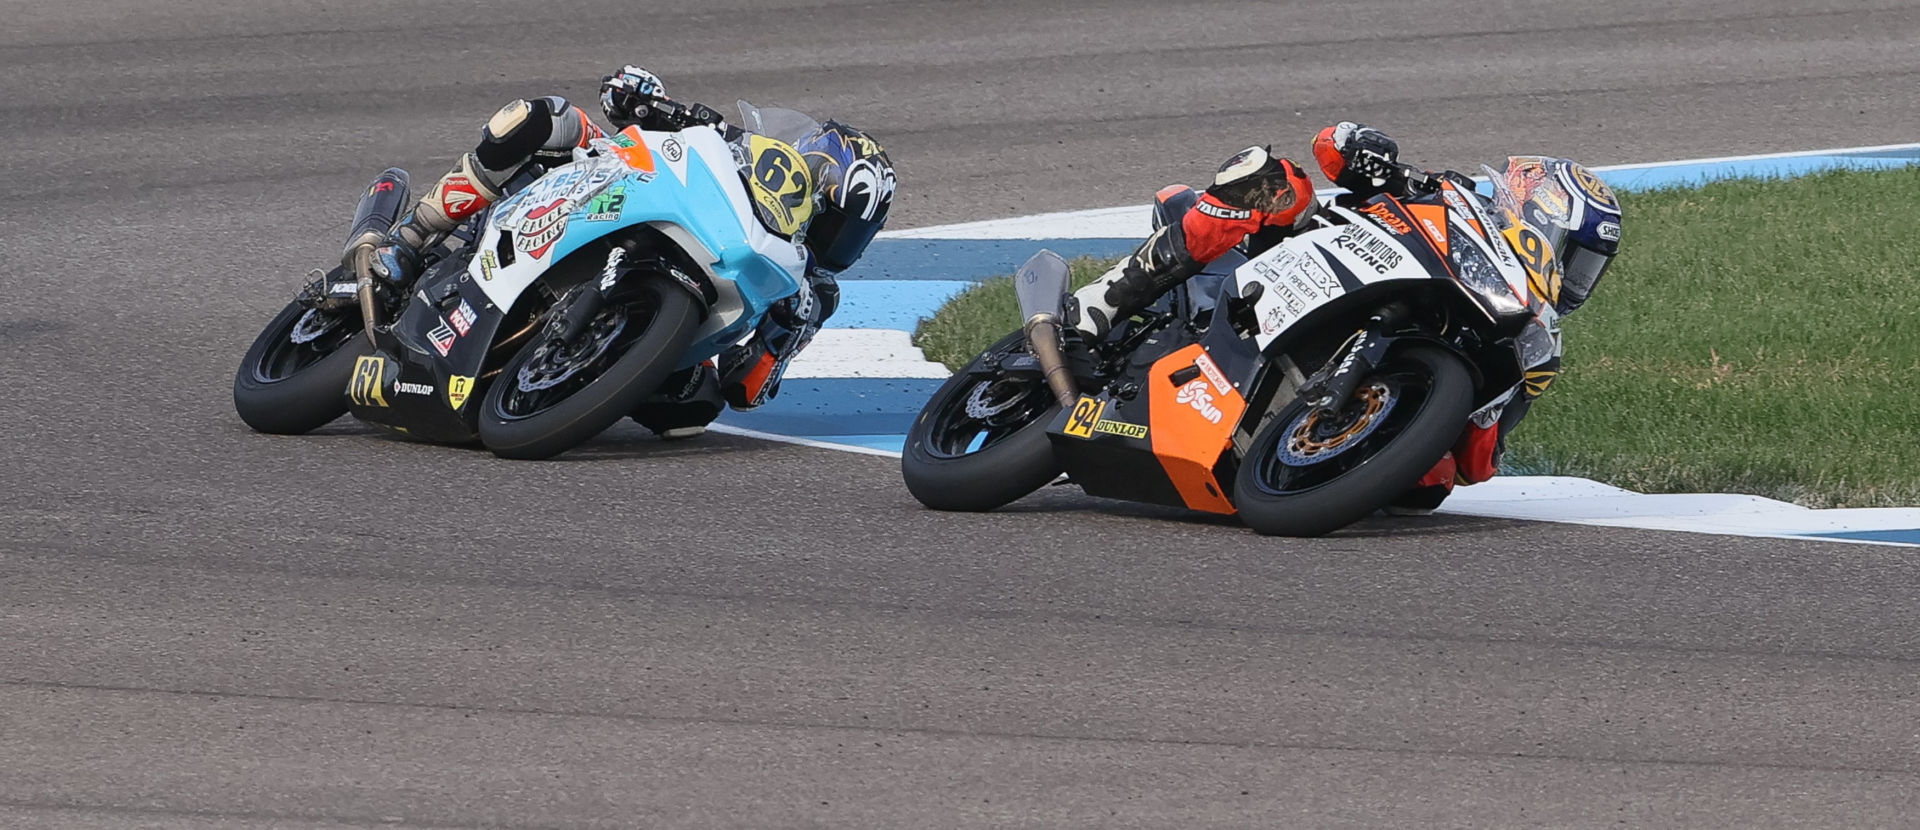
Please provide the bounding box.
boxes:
[1313,121,1401,191]
[600,65,669,125]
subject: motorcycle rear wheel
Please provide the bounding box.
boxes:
[233,288,368,435]
[478,274,701,459]
[1233,345,1473,537]
[901,331,1063,512]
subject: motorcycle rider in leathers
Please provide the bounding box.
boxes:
[342,66,897,438]
[1066,123,1622,513]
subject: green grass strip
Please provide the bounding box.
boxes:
[910,166,1920,507]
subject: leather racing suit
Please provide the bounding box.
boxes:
[1066,123,1562,513]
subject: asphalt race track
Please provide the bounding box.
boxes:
[7,1,1920,826]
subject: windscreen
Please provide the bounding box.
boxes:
[736,100,822,146]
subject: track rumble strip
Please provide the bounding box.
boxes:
[729,142,1920,545]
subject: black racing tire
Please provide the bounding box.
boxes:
[233,298,368,435]
[1234,345,1475,537]
[902,331,1064,512]
[478,274,701,460]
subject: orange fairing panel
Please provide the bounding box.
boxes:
[613,126,657,173]
[1146,344,1246,514]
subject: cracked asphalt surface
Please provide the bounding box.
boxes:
[5,1,1920,826]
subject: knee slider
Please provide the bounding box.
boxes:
[476,98,556,172]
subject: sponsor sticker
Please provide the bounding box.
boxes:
[479,250,497,281]
[662,138,684,163]
[1196,200,1253,221]
[1175,380,1223,424]
[1331,227,1404,273]
[1598,221,1622,242]
[516,198,571,259]
[446,375,475,410]
[448,300,477,336]
[348,355,388,407]
[582,182,628,223]
[439,174,483,217]
[1064,396,1105,439]
[1091,419,1148,440]
[428,321,457,357]
[1194,353,1232,393]
[396,381,433,396]
[1359,202,1412,235]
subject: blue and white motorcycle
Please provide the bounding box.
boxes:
[234,103,825,458]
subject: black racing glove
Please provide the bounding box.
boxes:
[600,65,669,126]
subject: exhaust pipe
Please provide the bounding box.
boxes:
[1012,250,1079,408]
[341,168,412,345]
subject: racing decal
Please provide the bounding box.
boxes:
[1599,221,1622,242]
[437,174,485,218]
[1092,418,1148,440]
[662,137,684,163]
[1407,203,1449,253]
[1247,246,1348,339]
[370,180,396,195]
[609,126,657,173]
[1196,200,1253,221]
[1330,226,1404,273]
[839,158,896,221]
[1358,202,1412,235]
[446,375,475,410]
[1564,164,1620,211]
[1503,224,1561,305]
[396,381,433,396]
[1194,353,1232,394]
[348,355,388,407]
[1523,368,1557,397]
[1174,380,1223,424]
[428,320,457,356]
[582,182,628,222]
[1064,396,1105,439]
[448,300,477,336]
[478,250,498,281]
[746,134,814,238]
[516,198,570,259]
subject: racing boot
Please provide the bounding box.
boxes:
[631,362,725,439]
[1384,453,1456,516]
[1065,221,1203,339]
[343,153,503,288]
[718,274,835,410]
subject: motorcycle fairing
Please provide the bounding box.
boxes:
[1048,341,1246,515]
[345,256,510,442]
[345,124,809,439]
[471,124,806,361]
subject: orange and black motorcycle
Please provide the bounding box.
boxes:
[902,159,1584,536]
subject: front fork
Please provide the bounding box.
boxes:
[1296,302,1412,418]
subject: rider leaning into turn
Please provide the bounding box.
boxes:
[343,65,896,436]
[1065,123,1623,513]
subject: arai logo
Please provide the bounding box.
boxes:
[516,198,570,259]
[1175,380,1223,424]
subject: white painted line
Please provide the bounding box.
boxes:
[1440,477,1920,546]
[786,329,950,379]
[1589,141,1920,172]
[708,423,902,458]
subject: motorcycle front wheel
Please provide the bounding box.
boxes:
[232,278,369,435]
[478,274,701,460]
[1233,345,1474,537]
[901,331,1063,512]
